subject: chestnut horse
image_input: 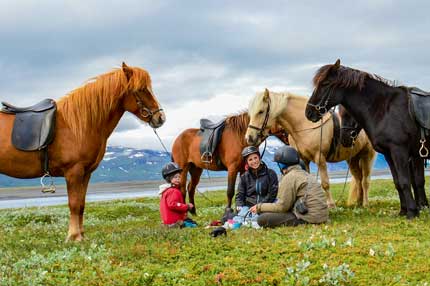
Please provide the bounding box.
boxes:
[0,63,165,241]
[246,89,376,207]
[172,112,288,214]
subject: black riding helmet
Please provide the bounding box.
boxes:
[273,146,300,168]
[162,162,182,182]
[241,146,260,159]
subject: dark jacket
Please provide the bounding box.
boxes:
[235,162,278,207]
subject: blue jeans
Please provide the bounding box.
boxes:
[233,206,259,223]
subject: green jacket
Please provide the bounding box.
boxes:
[256,165,328,224]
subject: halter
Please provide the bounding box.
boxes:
[133,91,163,122]
[248,95,271,141]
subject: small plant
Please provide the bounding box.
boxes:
[286,260,311,286]
[319,263,354,286]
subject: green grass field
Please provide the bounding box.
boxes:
[1,179,430,286]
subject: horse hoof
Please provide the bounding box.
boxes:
[65,233,84,242]
[190,207,197,216]
[398,209,407,216]
[406,209,419,220]
[327,202,336,209]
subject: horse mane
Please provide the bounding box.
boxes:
[225,111,249,137]
[313,64,396,91]
[57,66,151,141]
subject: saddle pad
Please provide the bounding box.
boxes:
[12,106,56,151]
[410,87,430,130]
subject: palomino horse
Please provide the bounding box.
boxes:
[172,112,288,214]
[246,89,376,207]
[305,59,429,218]
[0,63,165,241]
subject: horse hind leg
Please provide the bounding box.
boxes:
[187,164,203,215]
[347,157,363,207]
[410,157,428,209]
[359,149,376,207]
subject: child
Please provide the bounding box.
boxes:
[159,162,197,228]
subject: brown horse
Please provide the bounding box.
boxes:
[246,89,376,207]
[172,112,288,214]
[0,63,165,241]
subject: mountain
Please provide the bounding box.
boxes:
[0,145,389,187]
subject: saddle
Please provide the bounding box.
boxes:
[1,98,57,151]
[409,87,430,130]
[198,118,226,168]
[409,87,430,157]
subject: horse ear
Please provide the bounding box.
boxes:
[263,88,270,102]
[333,59,341,70]
[122,62,133,81]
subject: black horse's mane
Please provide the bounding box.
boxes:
[313,64,401,91]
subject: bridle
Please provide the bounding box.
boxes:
[306,83,334,118]
[133,91,163,122]
[248,95,271,140]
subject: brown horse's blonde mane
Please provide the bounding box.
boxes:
[313,64,395,91]
[225,111,250,137]
[57,66,151,141]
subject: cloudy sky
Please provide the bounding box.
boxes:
[1,1,429,150]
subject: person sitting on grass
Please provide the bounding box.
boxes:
[159,162,197,228]
[249,146,328,227]
[234,146,278,224]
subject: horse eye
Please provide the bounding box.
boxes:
[258,110,264,115]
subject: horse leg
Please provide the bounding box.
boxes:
[384,153,407,215]
[347,157,362,206]
[179,164,190,202]
[409,157,428,209]
[187,164,203,215]
[78,173,91,237]
[317,159,335,208]
[226,168,239,210]
[65,165,88,242]
[386,150,418,219]
[359,150,376,207]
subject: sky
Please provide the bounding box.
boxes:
[1,1,430,150]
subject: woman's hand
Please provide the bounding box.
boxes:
[250,205,257,214]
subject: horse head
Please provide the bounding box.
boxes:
[246,88,279,146]
[338,105,361,147]
[121,62,165,128]
[305,59,347,122]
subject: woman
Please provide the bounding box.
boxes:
[234,146,278,223]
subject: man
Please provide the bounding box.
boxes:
[250,146,328,227]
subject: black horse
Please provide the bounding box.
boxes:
[338,105,362,148]
[305,59,429,219]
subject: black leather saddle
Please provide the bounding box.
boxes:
[409,87,430,130]
[198,118,226,167]
[1,98,57,151]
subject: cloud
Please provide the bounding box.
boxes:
[2,1,430,150]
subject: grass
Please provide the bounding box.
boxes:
[0,179,430,285]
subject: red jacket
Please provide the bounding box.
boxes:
[159,184,188,225]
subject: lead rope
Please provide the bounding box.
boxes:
[336,139,356,205]
[316,118,323,182]
[153,128,213,203]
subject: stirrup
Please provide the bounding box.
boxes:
[419,139,429,158]
[40,172,56,193]
[201,152,213,164]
